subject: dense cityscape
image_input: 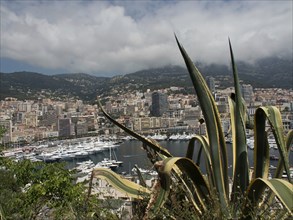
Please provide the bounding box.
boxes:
[1,77,292,146]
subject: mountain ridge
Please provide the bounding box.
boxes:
[0,57,292,102]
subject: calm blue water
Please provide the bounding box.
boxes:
[67,140,292,176]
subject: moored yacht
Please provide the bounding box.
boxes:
[96,158,118,170]
[74,151,89,159]
[247,137,254,150]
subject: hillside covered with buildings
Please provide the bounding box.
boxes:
[1,78,292,145]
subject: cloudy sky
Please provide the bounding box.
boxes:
[1,0,292,76]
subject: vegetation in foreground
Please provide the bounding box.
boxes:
[93,36,293,219]
[0,148,121,219]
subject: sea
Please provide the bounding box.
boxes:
[66,140,292,177]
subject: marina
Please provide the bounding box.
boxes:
[2,136,293,180]
[2,137,122,166]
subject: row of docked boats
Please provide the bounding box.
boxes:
[246,136,279,150]
[168,133,196,141]
[131,166,158,176]
[74,160,159,184]
[74,157,124,183]
[2,137,122,164]
[122,132,197,141]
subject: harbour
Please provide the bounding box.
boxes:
[2,136,292,178]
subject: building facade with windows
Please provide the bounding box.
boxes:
[150,92,169,117]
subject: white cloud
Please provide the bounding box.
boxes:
[1,0,292,76]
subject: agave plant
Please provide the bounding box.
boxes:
[89,37,293,219]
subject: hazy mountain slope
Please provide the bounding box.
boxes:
[0,57,291,101]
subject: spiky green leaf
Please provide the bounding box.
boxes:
[229,40,249,195]
[133,164,147,187]
[274,130,293,178]
[97,100,172,158]
[186,136,214,188]
[175,35,228,211]
[254,107,291,183]
[243,178,293,218]
[89,168,150,199]
[152,157,211,217]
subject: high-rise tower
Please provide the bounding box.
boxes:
[58,118,71,137]
[150,92,169,117]
[241,84,254,104]
[206,76,216,97]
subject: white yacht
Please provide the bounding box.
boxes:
[150,133,167,141]
[96,158,118,170]
[74,151,89,159]
[169,133,180,141]
[247,137,254,150]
